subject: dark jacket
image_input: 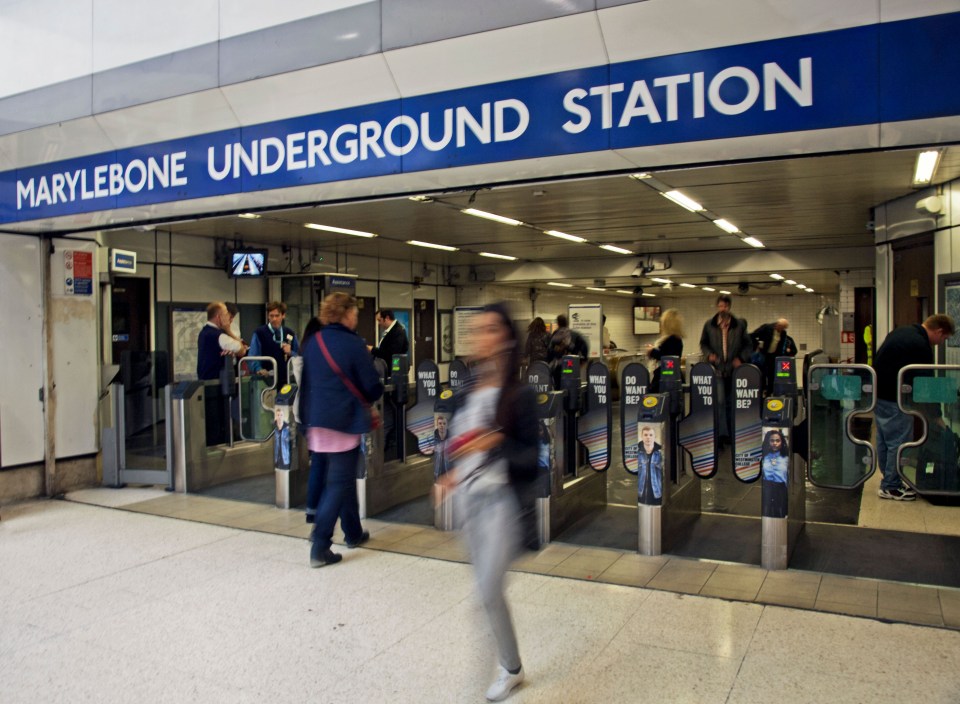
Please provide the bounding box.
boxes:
[750,323,797,358]
[197,324,225,380]
[299,323,384,434]
[700,314,753,376]
[546,327,589,362]
[524,332,551,365]
[874,323,934,403]
[251,324,298,386]
[649,335,683,392]
[372,322,409,366]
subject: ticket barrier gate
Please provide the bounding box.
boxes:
[525,357,609,542]
[895,364,960,497]
[273,383,308,509]
[170,356,279,494]
[357,354,435,519]
[428,359,471,530]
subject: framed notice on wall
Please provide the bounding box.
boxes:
[171,308,208,382]
[453,306,483,357]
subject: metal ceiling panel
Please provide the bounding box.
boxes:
[220,55,401,126]
[599,0,879,64]
[382,12,608,98]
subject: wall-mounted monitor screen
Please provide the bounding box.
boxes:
[228,249,267,278]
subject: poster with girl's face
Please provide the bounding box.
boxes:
[761,428,790,518]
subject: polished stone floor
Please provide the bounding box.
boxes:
[3,494,960,703]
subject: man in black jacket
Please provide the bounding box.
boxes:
[370,309,409,366]
[750,318,797,394]
[700,295,753,447]
[873,314,955,500]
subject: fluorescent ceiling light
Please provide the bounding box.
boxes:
[742,236,765,248]
[719,290,732,295]
[913,150,942,186]
[305,223,377,238]
[661,190,703,212]
[407,240,458,251]
[679,283,697,288]
[616,290,633,294]
[785,279,797,285]
[600,244,633,254]
[586,287,605,291]
[462,208,523,226]
[630,172,652,180]
[806,288,815,293]
[650,277,672,284]
[713,219,739,234]
[770,273,785,280]
[479,251,517,261]
[547,281,573,288]
[238,213,260,219]
[702,287,716,292]
[408,195,432,202]
[795,283,806,288]
[544,229,587,243]
[641,292,656,297]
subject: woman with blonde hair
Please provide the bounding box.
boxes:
[647,308,684,392]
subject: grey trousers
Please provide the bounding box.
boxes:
[459,484,522,671]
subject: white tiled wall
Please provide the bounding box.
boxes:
[456,284,831,363]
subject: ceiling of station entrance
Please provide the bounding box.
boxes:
[148,147,959,295]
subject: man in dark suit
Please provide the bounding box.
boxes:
[371,309,409,365]
[370,309,409,452]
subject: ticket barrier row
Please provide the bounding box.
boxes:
[170,356,295,498]
[627,356,809,570]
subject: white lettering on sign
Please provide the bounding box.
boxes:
[692,374,714,405]
[17,152,187,210]
[418,370,438,397]
[735,385,759,408]
[562,58,812,133]
[535,384,550,393]
[589,374,607,405]
[206,99,530,182]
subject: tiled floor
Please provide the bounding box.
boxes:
[4,496,960,704]
[64,486,960,630]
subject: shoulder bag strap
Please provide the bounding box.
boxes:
[315,331,371,410]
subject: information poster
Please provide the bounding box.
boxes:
[568,303,602,358]
[453,306,483,357]
[64,250,93,295]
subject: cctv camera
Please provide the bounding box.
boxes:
[632,286,644,296]
[738,282,749,294]
[631,266,642,278]
[663,282,673,291]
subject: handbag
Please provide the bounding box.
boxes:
[314,332,382,430]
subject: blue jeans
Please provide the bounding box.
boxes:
[311,447,363,551]
[874,399,913,491]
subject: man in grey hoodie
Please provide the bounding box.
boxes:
[699,294,753,448]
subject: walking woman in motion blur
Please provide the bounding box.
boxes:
[443,302,538,701]
[299,293,383,567]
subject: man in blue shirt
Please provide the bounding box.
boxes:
[249,301,299,387]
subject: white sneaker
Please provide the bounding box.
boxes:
[486,665,524,701]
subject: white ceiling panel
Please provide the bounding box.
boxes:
[599,0,879,65]
[94,89,241,149]
[220,54,401,125]
[383,12,608,98]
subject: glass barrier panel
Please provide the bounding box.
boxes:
[807,365,876,489]
[238,356,277,442]
[897,365,960,495]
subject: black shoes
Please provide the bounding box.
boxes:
[346,531,370,549]
[310,543,342,568]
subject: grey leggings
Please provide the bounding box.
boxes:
[460,484,522,671]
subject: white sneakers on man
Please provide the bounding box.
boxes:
[486,665,524,701]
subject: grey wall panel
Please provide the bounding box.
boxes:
[0,77,92,137]
[381,0,595,50]
[92,44,219,114]
[219,3,382,86]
